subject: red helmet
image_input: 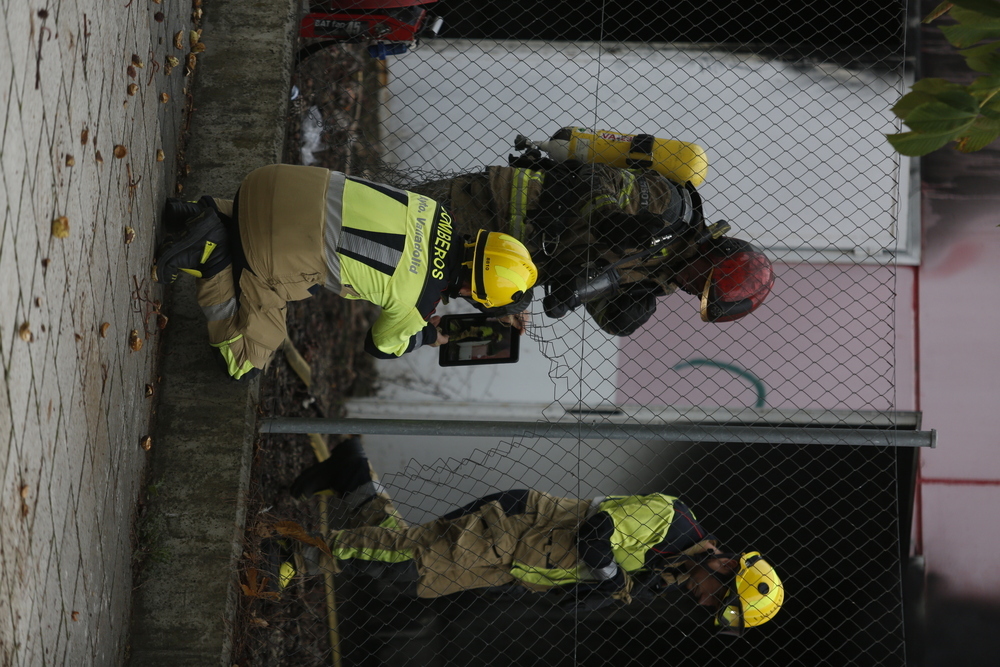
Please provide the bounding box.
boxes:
[699,237,774,322]
[683,237,774,323]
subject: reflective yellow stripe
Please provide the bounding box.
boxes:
[509,561,589,587]
[510,168,543,242]
[618,170,637,207]
[378,514,405,532]
[492,264,528,293]
[330,543,413,563]
[210,334,256,379]
[331,515,412,563]
[581,194,616,216]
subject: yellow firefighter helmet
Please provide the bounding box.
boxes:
[464,230,538,308]
[716,551,784,634]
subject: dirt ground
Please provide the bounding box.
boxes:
[230,40,387,667]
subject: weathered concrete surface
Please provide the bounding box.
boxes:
[0,0,194,662]
[126,0,297,664]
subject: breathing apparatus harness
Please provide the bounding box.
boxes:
[508,143,732,319]
[537,184,730,319]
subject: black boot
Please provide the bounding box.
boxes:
[290,436,370,498]
[162,198,206,237]
[153,208,231,283]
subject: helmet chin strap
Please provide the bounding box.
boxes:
[444,270,464,302]
[446,237,475,303]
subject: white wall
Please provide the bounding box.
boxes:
[382,39,913,262]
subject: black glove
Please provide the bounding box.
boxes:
[290,436,369,498]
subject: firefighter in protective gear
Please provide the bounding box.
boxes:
[278,437,784,633]
[413,160,774,337]
[153,164,538,380]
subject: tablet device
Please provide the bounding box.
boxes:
[437,313,521,366]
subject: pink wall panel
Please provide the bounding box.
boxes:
[618,263,916,413]
[919,196,1000,481]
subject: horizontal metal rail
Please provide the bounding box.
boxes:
[260,418,936,448]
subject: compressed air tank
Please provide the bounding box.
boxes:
[537,127,709,187]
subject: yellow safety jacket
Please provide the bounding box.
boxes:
[600,494,678,572]
[326,174,458,357]
[509,493,678,587]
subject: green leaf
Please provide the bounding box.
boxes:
[940,22,1000,48]
[902,101,977,133]
[981,94,1000,112]
[951,5,1000,21]
[892,91,939,119]
[972,110,1000,126]
[886,131,956,156]
[894,80,974,118]
[934,89,981,112]
[967,73,1000,94]
[924,1,955,22]
[912,78,968,94]
[956,120,1000,151]
[951,0,1000,18]
[960,40,1000,73]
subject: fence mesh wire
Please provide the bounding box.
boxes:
[237,1,913,665]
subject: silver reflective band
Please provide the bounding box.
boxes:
[324,171,345,293]
[339,229,404,274]
[591,561,619,581]
[678,185,693,225]
[201,297,238,323]
[342,480,386,509]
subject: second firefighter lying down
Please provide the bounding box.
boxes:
[278,438,784,635]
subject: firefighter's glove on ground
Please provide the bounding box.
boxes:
[290,436,370,498]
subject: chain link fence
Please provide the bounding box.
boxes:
[236,1,918,665]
